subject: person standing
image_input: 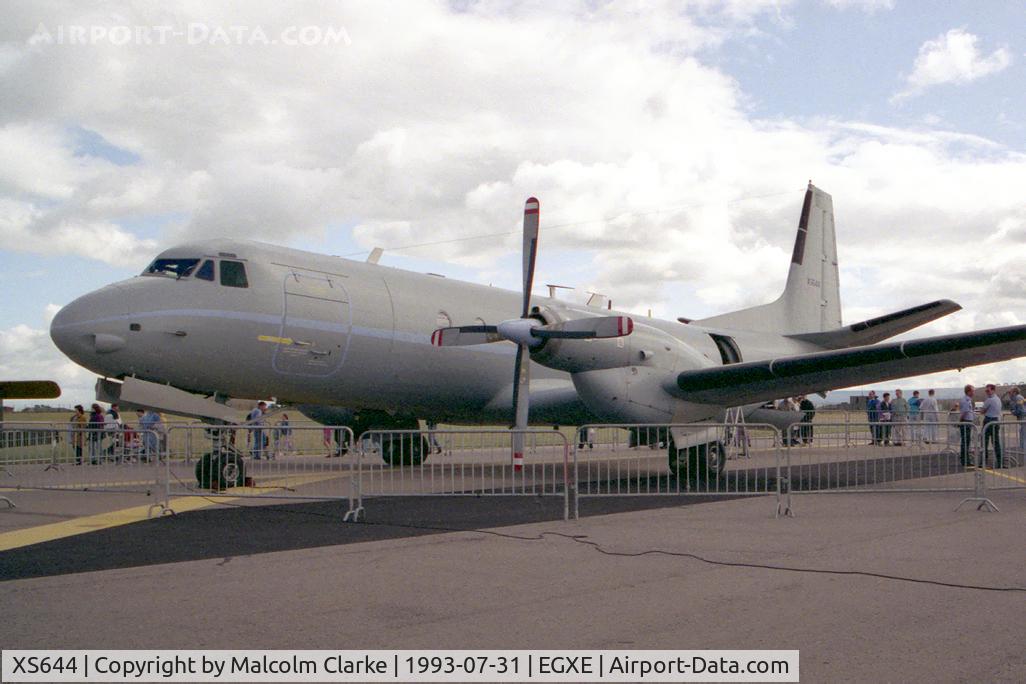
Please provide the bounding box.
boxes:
[426,420,442,454]
[69,404,87,465]
[138,408,163,463]
[878,393,894,446]
[799,395,816,444]
[891,390,909,446]
[958,384,976,466]
[87,404,105,464]
[1009,386,1026,457]
[866,391,881,445]
[247,401,268,459]
[919,389,940,444]
[274,413,293,457]
[908,390,922,443]
[982,383,1004,468]
[105,403,124,461]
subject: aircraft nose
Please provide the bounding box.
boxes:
[50,285,129,366]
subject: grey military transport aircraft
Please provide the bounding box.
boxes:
[50,183,1026,479]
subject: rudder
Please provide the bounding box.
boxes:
[697,182,841,334]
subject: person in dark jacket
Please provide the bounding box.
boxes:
[88,403,105,464]
[798,396,816,444]
[878,393,894,446]
[866,391,881,445]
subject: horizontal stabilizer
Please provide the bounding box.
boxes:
[674,324,1026,405]
[789,299,962,349]
[0,380,60,400]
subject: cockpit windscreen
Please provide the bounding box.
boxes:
[143,258,200,279]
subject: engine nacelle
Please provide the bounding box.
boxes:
[532,319,723,424]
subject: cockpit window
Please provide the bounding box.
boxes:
[196,260,215,281]
[220,260,249,288]
[143,258,200,279]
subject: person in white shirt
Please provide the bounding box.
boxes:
[919,389,939,444]
[981,384,1004,468]
[958,385,976,466]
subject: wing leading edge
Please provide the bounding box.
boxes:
[674,325,1026,405]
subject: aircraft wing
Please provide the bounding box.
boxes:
[673,325,1026,405]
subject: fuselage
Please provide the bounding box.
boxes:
[50,239,823,424]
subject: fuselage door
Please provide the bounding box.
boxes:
[273,270,352,376]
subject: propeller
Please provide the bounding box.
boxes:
[431,197,634,469]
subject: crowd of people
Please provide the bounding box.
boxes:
[64,400,297,465]
[66,403,166,465]
[865,384,1016,468]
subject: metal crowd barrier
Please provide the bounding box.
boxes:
[158,424,356,514]
[573,423,786,515]
[781,421,971,494]
[350,428,573,521]
[0,425,163,503]
[778,420,1026,513]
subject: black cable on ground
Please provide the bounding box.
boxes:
[165,471,1026,594]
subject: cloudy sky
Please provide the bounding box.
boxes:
[2,0,1025,408]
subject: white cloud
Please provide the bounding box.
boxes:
[1,2,1026,394]
[0,320,95,409]
[821,0,894,12]
[893,28,1012,101]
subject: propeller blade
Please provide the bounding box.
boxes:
[522,197,540,319]
[531,316,634,340]
[431,326,501,347]
[510,343,530,472]
[510,344,530,429]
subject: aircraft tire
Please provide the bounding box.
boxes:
[196,452,215,489]
[379,434,425,467]
[214,451,246,489]
[195,451,246,489]
[668,440,725,483]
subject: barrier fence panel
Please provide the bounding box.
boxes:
[573,424,784,514]
[162,425,355,513]
[0,424,162,496]
[351,429,572,521]
[781,422,977,495]
[979,421,1026,491]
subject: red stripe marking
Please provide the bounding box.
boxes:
[626,317,633,334]
[617,317,622,335]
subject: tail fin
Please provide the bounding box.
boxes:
[697,182,841,334]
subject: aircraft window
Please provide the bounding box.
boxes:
[709,334,742,365]
[143,258,200,279]
[196,260,215,281]
[220,260,249,288]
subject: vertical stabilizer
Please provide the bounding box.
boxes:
[696,183,841,334]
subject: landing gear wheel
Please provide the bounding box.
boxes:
[668,440,726,483]
[195,451,246,490]
[379,434,425,467]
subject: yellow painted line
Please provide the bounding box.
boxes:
[0,472,348,552]
[1,480,158,491]
[257,334,293,345]
[980,467,1026,485]
[0,496,215,552]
